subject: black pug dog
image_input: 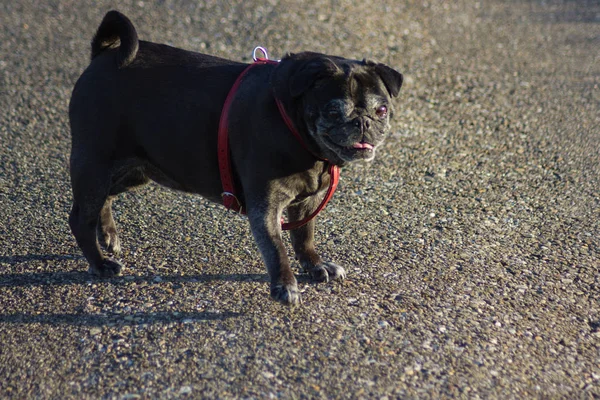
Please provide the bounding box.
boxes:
[69,10,403,305]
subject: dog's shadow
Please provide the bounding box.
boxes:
[0,253,314,326]
[0,310,241,326]
[0,253,312,287]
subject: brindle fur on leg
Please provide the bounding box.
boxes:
[97,166,150,255]
[247,200,300,305]
[98,197,121,255]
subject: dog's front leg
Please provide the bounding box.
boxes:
[288,201,346,283]
[247,202,300,305]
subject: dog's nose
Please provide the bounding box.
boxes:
[354,117,371,132]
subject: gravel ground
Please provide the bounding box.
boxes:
[1,0,599,398]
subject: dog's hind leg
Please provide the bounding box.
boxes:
[98,166,149,255]
[69,157,124,277]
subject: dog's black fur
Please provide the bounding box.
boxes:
[69,10,403,305]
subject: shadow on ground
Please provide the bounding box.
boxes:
[0,253,317,287]
[0,310,241,326]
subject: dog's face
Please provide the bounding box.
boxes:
[282,53,403,164]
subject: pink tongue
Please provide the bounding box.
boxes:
[352,142,374,150]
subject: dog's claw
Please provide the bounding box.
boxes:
[308,261,346,283]
[271,284,302,306]
[324,262,346,280]
[89,258,124,277]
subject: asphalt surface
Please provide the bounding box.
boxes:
[1,0,599,398]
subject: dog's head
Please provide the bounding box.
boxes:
[273,52,403,165]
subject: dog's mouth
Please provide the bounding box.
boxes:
[351,141,374,151]
[324,138,376,161]
[314,125,379,162]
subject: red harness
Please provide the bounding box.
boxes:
[217,55,340,231]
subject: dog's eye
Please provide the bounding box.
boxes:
[376,105,388,118]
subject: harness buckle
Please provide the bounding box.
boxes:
[221,192,244,214]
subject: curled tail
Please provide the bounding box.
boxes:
[91,10,138,68]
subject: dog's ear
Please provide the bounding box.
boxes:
[373,63,403,98]
[289,57,340,97]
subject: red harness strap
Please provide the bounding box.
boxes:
[218,57,340,230]
[218,60,271,213]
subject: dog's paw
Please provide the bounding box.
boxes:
[89,258,124,278]
[98,229,122,255]
[308,261,346,283]
[271,283,302,306]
